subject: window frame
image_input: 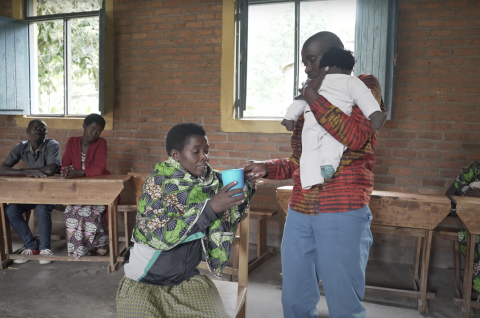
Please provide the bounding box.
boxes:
[11,0,114,130]
[236,0,302,120]
[24,0,103,117]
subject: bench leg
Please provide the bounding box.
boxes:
[0,204,6,269]
[236,299,246,318]
[230,238,239,282]
[257,219,267,259]
[108,199,117,273]
[462,231,475,318]
[413,236,422,282]
[418,229,433,313]
[454,238,461,291]
[124,211,130,250]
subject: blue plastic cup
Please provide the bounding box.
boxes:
[221,168,244,197]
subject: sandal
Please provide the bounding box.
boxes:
[86,247,97,256]
[95,246,109,256]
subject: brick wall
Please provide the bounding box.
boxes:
[374,0,480,195]
[0,0,11,17]
[0,0,479,257]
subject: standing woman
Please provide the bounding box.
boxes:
[61,113,110,258]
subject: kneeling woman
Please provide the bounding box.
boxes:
[116,123,254,318]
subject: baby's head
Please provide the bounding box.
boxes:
[319,47,356,73]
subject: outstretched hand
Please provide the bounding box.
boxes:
[237,161,268,183]
[209,181,246,214]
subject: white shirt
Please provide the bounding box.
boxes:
[284,74,381,189]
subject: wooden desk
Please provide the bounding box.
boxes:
[0,175,130,272]
[276,187,451,313]
[453,196,480,318]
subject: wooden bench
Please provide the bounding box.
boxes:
[228,207,277,282]
[452,196,480,318]
[276,187,452,313]
[247,208,277,272]
[0,175,129,272]
[116,172,249,318]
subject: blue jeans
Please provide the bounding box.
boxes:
[281,206,373,318]
[4,204,55,250]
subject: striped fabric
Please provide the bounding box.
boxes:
[266,74,386,215]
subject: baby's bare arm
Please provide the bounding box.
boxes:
[369,111,387,130]
[281,119,296,131]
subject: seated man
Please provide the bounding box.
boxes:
[0,119,61,264]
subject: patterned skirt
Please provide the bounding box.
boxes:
[116,275,230,318]
[64,205,109,258]
[459,226,480,301]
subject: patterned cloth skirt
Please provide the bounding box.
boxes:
[116,275,230,318]
[64,205,109,258]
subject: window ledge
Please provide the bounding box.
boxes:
[15,114,113,130]
[221,116,290,134]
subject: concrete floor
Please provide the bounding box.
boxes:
[0,238,475,318]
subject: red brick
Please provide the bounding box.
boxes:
[429,29,454,37]
[418,20,441,27]
[415,169,438,177]
[442,19,469,27]
[445,132,471,141]
[410,160,433,168]
[422,179,446,187]
[391,167,413,176]
[426,48,449,57]
[446,0,469,8]
[432,10,456,17]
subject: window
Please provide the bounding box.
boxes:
[234,0,398,121]
[25,0,105,116]
[0,0,105,117]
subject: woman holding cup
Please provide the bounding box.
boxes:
[116,123,254,318]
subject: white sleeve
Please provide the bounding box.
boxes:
[284,99,307,120]
[348,77,381,119]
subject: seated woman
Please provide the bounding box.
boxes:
[116,123,254,318]
[61,113,110,258]
[446,161,480,301]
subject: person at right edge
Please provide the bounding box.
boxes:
[239,31,386,318]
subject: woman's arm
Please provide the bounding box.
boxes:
[62,138,73,168]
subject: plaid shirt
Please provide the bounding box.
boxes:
[2,138,61,169]
[266,74,385,215]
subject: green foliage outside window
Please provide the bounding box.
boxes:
[34,0,101,115]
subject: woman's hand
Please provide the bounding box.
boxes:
[237,161,268,183]
[61,166,85,179]
[209,181,246,214]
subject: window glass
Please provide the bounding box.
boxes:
[298,0,356,88]
[28,0,102,17]
[69,17,100,115]
[31,20,64,115]
[244,2,295,118]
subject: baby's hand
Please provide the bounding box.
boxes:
[369,111,387,130]
[281,119,295,131]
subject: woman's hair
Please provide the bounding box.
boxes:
[318,47,356,72]
[84,113,106,130]
[166,123,207,156]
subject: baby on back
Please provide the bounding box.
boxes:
[282,47,387,190]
